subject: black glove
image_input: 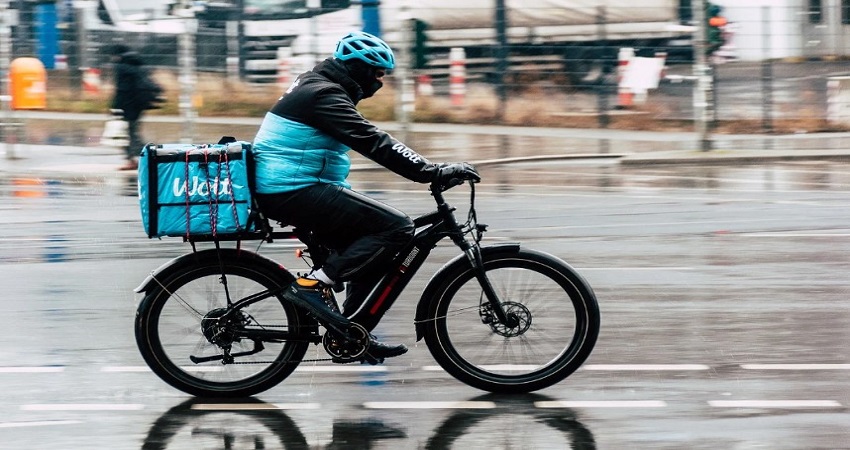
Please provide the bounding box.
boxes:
[435,162,480,190]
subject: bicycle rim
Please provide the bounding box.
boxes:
[428,253,598,393]
[137,263,308,397]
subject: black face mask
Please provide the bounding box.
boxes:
[342,59,384,99]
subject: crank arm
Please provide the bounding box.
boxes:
[190,340,265,364]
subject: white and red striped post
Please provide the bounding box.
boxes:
[82,67,101,94]
[449,47,466,107]
[417,74,434,97]
[276,47,292,90]
[616,47,635,109]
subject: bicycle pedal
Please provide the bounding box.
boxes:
[331,356,360,364]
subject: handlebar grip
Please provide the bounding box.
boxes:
[430,173,479,194]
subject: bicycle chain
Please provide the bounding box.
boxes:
[230,357,336,364]
[223,324,341,365]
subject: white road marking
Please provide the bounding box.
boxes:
[536,400,668,408]
[102,366,226,373]
[295,366,388,373]
[576,267,695,271]
[20,404,145,411]
[101,366,149,372]
[364,401,496,409]
[741,364,850,370]
[582,364,711,371]
[64,363,850,375]
[742,233,850,237]
[181,366,225,372]
[0,367,64,373]
[422,365,540,372]
[191,403,321,411]
[708,400,842,408]
[101,365,388,373]
[0,420,82,428]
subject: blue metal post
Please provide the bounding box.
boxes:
[361,0,381,36]
[35,4,58,70]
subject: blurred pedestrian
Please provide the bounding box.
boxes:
[109,44,163,170]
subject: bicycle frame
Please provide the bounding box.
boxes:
[225,181,489,333]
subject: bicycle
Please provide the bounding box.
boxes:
[134,177,600,397]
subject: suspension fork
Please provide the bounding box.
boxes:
[463,241,519,328]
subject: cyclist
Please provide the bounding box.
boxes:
[252,31,479,362]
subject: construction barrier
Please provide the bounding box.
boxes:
[620,52,667,106]
[449,47,466,107]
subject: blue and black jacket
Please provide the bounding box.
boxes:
[252,58,439,194]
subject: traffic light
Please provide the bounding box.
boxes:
[412,19,429,70]
[705,2,727,56]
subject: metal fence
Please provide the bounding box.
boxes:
[4,2,850,138]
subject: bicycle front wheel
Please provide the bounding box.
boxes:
[135,254,310,397]
[423,248,600,393]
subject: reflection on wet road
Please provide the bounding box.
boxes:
[138,396,596,450]
[1,160,849,448]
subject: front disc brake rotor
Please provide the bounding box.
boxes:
[486,302,532,337]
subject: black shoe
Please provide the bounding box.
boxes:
[283,278,350,332]
[363,335,408,364]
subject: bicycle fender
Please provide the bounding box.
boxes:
[134,248,291,294]
[414,243,521,341]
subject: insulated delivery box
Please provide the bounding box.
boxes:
[138,141,254,238]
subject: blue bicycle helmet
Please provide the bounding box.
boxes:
[334,31,395,70]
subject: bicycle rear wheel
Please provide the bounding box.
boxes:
[135,255,310,397]
[423,248,599,393]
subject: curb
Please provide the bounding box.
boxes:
[620,149,850,166]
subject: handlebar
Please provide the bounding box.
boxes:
[430,174,479,193]
[430,175,478,206]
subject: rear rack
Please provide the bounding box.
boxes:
[183,229,299,244]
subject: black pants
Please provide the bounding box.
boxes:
[256,184,414,283]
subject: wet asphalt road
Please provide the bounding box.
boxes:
[1,159,849,449]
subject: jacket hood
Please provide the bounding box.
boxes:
[119,51,145,66]
[312,57,364,103]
